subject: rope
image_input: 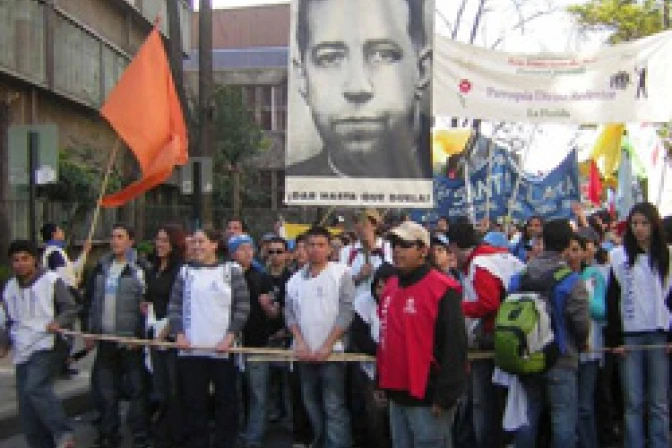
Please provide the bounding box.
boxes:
[58,330,672,363]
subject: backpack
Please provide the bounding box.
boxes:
[494,266,576,375]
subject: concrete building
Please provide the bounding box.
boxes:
[0,0,191,243]
[186,4,290,213]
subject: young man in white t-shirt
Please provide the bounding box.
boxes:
[286,226,355,448]
[1,240,79,448]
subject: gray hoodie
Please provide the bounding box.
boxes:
[525,252,590,370]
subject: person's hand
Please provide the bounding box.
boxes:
[358,263,374,280]
[293,339,312,361]
[313,343,333,362]
[612,346,627,357]
[82,240,93,255]
[175,333,191,351]
[373,390,388,407]
[259,294,279,317]
[571,202,584,217]
[45,321,60,334]
[269,328,288,341]
[84,337,96,351]
[139,302,150,315]
[157,326,170,342]
[431,404,444,417]
[215,333,235,353]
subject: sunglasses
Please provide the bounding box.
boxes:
[392,240,419,249]
[268,250,285,255]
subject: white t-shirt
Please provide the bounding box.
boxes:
[102,261,125,334]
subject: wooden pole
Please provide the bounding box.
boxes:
[318,207,335,226]
[75,138,120,285]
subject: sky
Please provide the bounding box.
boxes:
[196,0,606,173]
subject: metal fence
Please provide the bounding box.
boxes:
[0,200,342,244]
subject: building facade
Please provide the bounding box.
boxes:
[186,4,290,213]
[0,0,191,243]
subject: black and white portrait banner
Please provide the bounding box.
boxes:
[285,0,435,208]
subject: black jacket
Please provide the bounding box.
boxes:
[383,265,468,410]
[242,266,274,347]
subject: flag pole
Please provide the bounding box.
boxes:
[506,125,538,222]
[76,138,120,285]
[485,139,494,224]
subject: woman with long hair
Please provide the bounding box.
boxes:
[606,202,671,448]
[168,228,250,448]
[145,224,186,448]
[511,215,544,262]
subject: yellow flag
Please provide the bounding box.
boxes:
[433,129,472,159]
[282,223,342,240]
[590,124,624,180]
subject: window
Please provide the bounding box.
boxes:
[0,1,46,84]
[102,47,128,100]
[53,16,102,106]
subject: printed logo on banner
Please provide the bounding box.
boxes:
[433,30,672,124]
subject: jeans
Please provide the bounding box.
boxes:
[389,401,456,448]
[471,359,503,448]
[299,363,351,448]
[91,342,148,439]
[577,361,599,448]
[619,332,670,448]
[16,350,73,448]
[150,349,182,448]
[179,356,238,448]
[358,369,391,448]
[515,366,578,448]
[269,364,293,429]
[244,361,270,446]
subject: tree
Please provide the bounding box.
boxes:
[567,0,663,43]
[209,86,270,213]
[38,150,121,242]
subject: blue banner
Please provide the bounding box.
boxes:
[413,146,579,223]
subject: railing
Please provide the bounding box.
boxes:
[0,200,326,242]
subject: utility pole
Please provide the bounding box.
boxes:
[664,0,670,29]
[167,0,189,121]
[0,97,11,258]
[197,0,214,228]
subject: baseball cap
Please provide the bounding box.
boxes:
[360,208,382,225]
[430,233,450,247]
[483,231,510,249]
[228,234,254,254]
[388,221,430,247]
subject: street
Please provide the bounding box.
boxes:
[0,412,296,448]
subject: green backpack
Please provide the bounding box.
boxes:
[494,267,572,375]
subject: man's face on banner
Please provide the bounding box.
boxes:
[298,0,427,162]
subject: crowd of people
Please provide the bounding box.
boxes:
[1,202,671,448]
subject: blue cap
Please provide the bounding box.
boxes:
[431,233,450,247]
[483,231,509,249]
[228,234,254,254]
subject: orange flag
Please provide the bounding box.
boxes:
[100,26,188,207]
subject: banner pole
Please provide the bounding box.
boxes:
[485,139,494,224]
[318,207,335,227]
[506,126,537,222]
[76,138,120,285]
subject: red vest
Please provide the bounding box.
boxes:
[377,269,458,399]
